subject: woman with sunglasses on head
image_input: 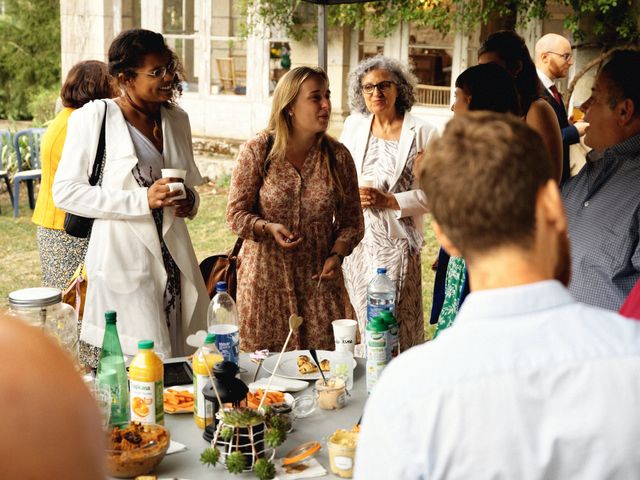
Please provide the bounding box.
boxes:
[340,56,438,356]
[227,66,363,352]
[53,29,209,367]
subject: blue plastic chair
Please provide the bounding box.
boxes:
[0,130,13,215]
[12,128,46,218]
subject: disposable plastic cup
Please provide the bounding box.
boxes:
[330,350,354,390]
[359,176,374,188]
[332,319,357,353]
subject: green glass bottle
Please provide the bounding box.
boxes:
[96,310,129,427]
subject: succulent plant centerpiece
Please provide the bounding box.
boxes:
[200,406,287,480]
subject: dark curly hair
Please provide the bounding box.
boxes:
[61,60,115,108]
[478,30,544,115]
[108,29,183,104]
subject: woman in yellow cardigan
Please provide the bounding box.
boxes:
[32,61,115,289]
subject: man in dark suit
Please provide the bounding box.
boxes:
[535,33,588,184]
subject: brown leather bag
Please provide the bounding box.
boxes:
[199,134,273,300]
[199,237,244,300]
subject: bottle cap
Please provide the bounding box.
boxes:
[105,310,117,324]
[380,310,397,325]
[376,267,387,274]
[138,340,154,350]
[216,281,228,293]
[204,333,216,344]
[366,316,388,332]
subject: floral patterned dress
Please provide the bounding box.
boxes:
[227,133,364,352]
[434,256,466,338]
[342,135,424,356]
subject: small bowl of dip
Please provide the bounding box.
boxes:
[315,377,347,410]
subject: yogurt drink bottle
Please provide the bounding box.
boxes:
[366,316,388,394]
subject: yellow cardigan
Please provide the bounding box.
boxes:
[32,107,74,229]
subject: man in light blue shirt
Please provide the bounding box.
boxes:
[355,112,640,480]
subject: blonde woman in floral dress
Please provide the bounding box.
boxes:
[227,66,364,352]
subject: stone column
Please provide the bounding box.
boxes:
[60,0,113,79]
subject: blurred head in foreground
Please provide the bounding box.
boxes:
[420,111,570,286]
[0,314,106,479]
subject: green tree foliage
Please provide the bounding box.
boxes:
[0,0,61,120]
[240,0,640,45]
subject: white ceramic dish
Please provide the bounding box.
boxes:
[248,376,309,393]
[261,350,355,381]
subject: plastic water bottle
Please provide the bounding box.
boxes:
[367,268,396,323]
[380,310,399,361]
[366,315,388,394]
[207,281,240,364]
[96,310,129,427]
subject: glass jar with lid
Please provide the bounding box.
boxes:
[7,287,78,359]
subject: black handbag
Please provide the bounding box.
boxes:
[64,101,107,238]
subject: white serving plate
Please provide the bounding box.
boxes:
[261,350,355,381]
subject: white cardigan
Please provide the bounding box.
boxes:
[340,111,438,239]
[53,99,209,357]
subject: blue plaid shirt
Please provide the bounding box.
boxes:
[562,133,640,310]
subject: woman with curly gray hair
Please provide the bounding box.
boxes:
[340,55,438,355]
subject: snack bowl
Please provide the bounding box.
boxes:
[106,422,170,478]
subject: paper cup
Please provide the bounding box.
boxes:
[359,176,374,188]
[161,168,186,181]
[167,182,187,200]
[332,319,357,353]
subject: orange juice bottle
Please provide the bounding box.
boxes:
[129,340,164,425]
[193,333,224,428]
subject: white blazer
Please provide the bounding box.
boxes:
[340,111,438,239]
[53,99,209,357]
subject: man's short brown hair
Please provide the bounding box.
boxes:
[420,112,553,259]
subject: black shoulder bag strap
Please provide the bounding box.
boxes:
[63,100,108,238]
[89,100,108,186]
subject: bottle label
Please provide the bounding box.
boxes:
[334,455,354,470]
[213,328,239,364]
[130,380,163,425]
[194,373,213,419]
[366,362,386,394]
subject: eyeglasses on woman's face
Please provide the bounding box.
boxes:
[361,80,395,95]
[136,59,177,79]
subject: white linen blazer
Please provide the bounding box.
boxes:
[53,99,209,357]
[340,111,438,239]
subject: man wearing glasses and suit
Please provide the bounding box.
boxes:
[535,33,589,184]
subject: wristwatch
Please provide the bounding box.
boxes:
[327,251,344,265]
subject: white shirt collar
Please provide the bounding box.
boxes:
[536,68,555,90]
[456,280,575,323]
